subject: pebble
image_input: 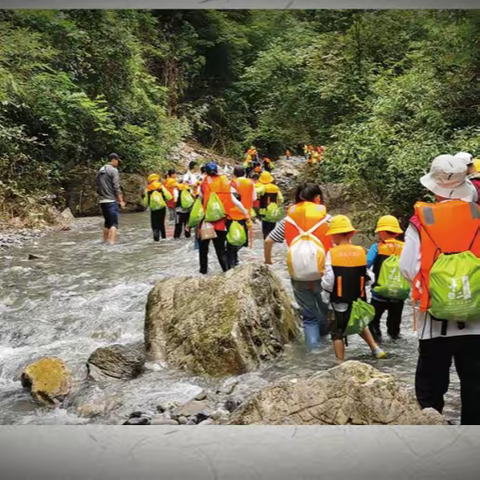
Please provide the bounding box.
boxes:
[198,418,214,426]
[211,409,230,421]
[157,401,178,413]
[194,390,207,401]
[178,416,188,425]
[151,418,180,426]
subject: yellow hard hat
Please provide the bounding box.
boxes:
[148,173,160,183]
[474,159,480,173]
[326,215,357,236]
[375,215,403,234]
[259,171,274,184]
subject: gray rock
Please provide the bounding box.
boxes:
[194,390,207,401]
[87,343,145,381]
[157,401,178,413]
[211,409,230,421]
[145,263,302,376]
[173,399,210,418]
[178,416,188,425]
[151,418,180,426]
[227,361,449,425]
[198,418,214,425]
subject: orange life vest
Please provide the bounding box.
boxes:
[201,174,234,218]
[230,177,254,221]
[413,200,480,312]
[330,244,367,303]
[163,177,177,208]
[285,202,331,252]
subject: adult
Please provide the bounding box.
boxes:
[455,152,480,204]
[227,166,256,269]
[257,171,284,239]
[143,174,171,242]
[198,162,248,275]
[173,180,193,239]
[264,183,332,349]
[95,153,125,245]
[399,154,480,425]
[262,156,274,172]
[183,161,199,194]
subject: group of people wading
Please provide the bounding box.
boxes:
[97,149,480,425]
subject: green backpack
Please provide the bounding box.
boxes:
[227,221,247,247]
[373,255,411,301]
[263,202,284,223]
[188,198,205,228]
[180,189,194,210]
[149,190,166,211]
[428,251,480,323]
[344,299,375,336]
[205,192,226,222]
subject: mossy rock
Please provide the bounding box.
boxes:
[145,263,302,377]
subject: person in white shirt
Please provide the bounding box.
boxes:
[399,154,480,425]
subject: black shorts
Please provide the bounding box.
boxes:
[328,308,351,341]
[100,201,119,229]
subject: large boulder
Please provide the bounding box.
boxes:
[21,357,71,406]
[87,343,145,381]
[225,361,448,425]
[145,263,302,377]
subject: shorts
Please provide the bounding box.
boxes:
[100,201,119,229]
[328,308,351,341]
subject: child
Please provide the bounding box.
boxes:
[367,215,405,341]
[321,215,386,362]
[173,180,193,239]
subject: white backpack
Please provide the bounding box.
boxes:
[286,216,327,281]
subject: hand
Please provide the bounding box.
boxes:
[120,201,126,209]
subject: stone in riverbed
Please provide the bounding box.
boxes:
[87,343,145,381]
[145,263,302,376]
[21,357,71,406]
[224,361,449,426]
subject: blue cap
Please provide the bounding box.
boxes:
[205,162,218,175]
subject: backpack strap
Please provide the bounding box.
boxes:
[285,216,328,247]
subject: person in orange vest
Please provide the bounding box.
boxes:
[321,215,386,362]
[257,171,284,239]
[262,156,274,172]
[366,215,406,341]
[173,180,193,239]
[455,152,480,204]
[264,183,332,349]
[249,172,263,219]
[227,166,256,268]
[198,162,249,275]
[285,149,291,160]
[163,169,178,223]
[399,154,480,425]
[143,174,172,241]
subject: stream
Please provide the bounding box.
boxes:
[0,162,461,425]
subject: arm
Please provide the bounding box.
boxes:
[321,252,334,293]
[264,219,286,264]
[366,243,378,269]
[230,186,249,217]
[277,190,284,205]
[111,167,125,207]
[399,224,421,285]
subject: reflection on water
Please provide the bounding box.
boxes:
[0,206,461,424]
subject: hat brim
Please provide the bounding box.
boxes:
[420,174,475,201]
[375,226,403,234]
[326,228,357,236]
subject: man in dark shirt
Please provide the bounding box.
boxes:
[96,153,125,244]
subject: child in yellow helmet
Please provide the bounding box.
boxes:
[321,215,386,362]
[366,215,405,341]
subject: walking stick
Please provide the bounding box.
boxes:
[248,220,253,249]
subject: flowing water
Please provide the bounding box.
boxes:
[0,164,461,424]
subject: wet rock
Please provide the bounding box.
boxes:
[198,418,214,425]
[157,401,179,413]
[145,263,302,376]
[28,254,44,260]
[194,390,207,401]
[58,208,75,226]
[224,398,242,413]
[226,361,449,425]
[173,399,210,418]
[87,343,145,381]
[21,357,71,406]
[123,417,151,425]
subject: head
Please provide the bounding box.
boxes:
[167,169,176,179]
[205,162,218,176]
[109,153,120,168]
[259,171,274,185]
[295,183,324,205]
[420,154,474,202]
[147,173,160,184]
[188,161,198,173]
[326,215,357,245]
[375,215,403,240]
[233,166,245,179]
[250,172,260,181]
